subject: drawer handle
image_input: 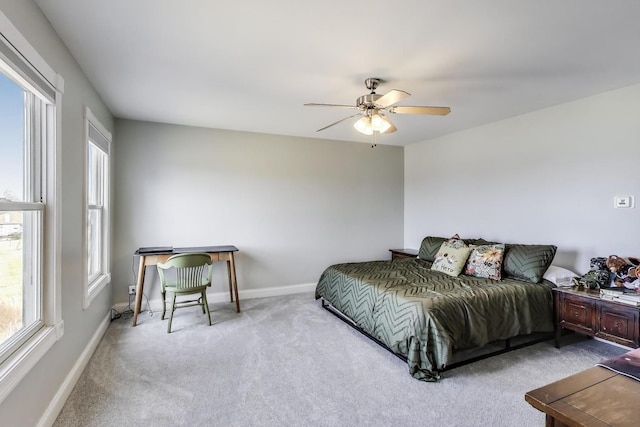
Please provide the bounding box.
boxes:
[614,322,620,328]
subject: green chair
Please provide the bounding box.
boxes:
[156,253,213,333]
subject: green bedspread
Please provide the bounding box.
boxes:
[315,258,554,381]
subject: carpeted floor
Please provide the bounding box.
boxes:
[54,292,626,427]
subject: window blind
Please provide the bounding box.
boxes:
[0,32,56,101]
[89,122,110,154]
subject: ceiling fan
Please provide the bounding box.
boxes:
[304,78,451,135]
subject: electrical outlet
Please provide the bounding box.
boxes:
[128,285,136,295]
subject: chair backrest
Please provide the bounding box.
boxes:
[157,253,213,290]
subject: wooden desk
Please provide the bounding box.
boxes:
[132,245,240,326]
[525,365,640,426]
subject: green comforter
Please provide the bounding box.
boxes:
[315,258,554,381]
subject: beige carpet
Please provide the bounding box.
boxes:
[54,292,626,426]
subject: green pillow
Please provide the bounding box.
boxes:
[465,238,498,246]
[503,244,557,283]
[431,239,472,277]
[418,236,447,262]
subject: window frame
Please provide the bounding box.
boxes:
[0,11,63,404]
[83,106,111,308]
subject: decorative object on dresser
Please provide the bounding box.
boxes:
[600,287,640,306]
[553,286,640,348]
[316,234,558,381]
[575,255,640,290]
[388,248,418,260]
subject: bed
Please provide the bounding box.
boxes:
[315,236,558,381]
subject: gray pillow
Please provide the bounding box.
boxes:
[503,244,557,283]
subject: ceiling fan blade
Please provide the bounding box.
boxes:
[304,103,359,109]
[316,113,362,132]
[390,106,451,115]
[380,120,397,134]
[374,89,410,108]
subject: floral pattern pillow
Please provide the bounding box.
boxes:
[464,244,506,280]
[431,237,471,277]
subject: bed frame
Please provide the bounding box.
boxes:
[320,297,553,374]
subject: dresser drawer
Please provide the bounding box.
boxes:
[560,296,596,334]
[598,305,640,347]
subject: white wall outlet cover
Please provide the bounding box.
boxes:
[614,195,634,208]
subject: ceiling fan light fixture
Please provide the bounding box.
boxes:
[354,116,373,135]
[371,113,391,133]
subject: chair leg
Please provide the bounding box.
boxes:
[167,293,176,333]
[161,291,166,320]
[202,290,211,326]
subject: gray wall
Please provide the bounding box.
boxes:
[405,83,640,273]
[112,120,404,303]
[0,1,114,426]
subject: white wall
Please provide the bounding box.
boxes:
[405,83,640,273]
[0,1,114,426]
[113,120,404,303]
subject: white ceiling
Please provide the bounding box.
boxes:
[35,0,640,146]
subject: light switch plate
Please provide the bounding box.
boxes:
[614,195,634,208]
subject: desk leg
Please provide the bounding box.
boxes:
[132,256,146,326]
[229,252,240,313]
[226,260,233,302]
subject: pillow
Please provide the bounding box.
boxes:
[503,244,557,283]
[543,265,577,286]
[431,238,471,277]
[464,244,505,280]
[418,236,448,262]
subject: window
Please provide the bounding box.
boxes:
[0,11,63,403]
[84,107,111,307]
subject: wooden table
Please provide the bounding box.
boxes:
[525,365,640,426]
[132,245,240,326]
[388,248,418,260]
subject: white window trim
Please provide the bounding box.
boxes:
[0,10,64,404]
[83,106,111,309]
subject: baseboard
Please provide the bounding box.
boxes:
[113,282,317,313]
[593,336,633,350]
[37,311,111,427]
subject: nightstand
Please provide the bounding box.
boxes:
[553,286,640,348]
[389,248,418,261]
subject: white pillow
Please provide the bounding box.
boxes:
[543,265,577,286]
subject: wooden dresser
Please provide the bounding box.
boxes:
[553,286,640,348]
